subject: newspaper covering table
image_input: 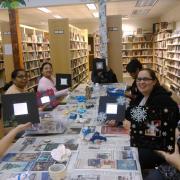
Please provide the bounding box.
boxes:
[0,83,143,180]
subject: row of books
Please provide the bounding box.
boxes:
[123,43,153,49]
[71,57,88,68]
[70,50,88,59]
[70,41,87,50]
[122,50,152,57]
[22,34,49,44]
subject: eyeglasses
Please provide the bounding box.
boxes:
[136,77,153,82]
[16,75,28,79]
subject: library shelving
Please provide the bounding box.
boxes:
[20,25,51,91]
[48,19,89,89]
[164,30,180,96]
[122,34,153,73]
[153,30,171,82]
[93,32,101,58]
[0,33,5,90]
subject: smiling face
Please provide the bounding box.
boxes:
[13,70,28,89]
[136,70,157,96]
[41,63,53,78]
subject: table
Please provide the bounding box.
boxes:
[0,83,143,180]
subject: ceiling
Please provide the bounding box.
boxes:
[0,0,179,29]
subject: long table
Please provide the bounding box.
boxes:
[0,83,143,180]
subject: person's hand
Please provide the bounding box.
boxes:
[15,122,32,133]
[106,120,116,127]
[123,119,131,131]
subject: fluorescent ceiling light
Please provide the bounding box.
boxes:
[86,3,96,10]
[132,9,150,16]
[135,0,159,7]
[93,12,99,18]
[38,7,51,13]
[53,15,62,19]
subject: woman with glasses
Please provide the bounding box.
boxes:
[5,69,28,94]
[124,68,179,170]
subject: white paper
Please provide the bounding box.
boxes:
[106,103,117,114]
[61,78,68,85]
[41,96,50,104]
[96,62,103,70]
[4,44,12,55]
[13,103,28,116]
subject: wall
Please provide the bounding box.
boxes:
[122,17,159,34]
[71,20,98,34]
[160,3,180,23]
[72,17,159,35]
[160,3,180,31]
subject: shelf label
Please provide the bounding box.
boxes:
[54,30,64,34]
[3,31,11,35]
[4,44,12,55]
[108,27,118,31]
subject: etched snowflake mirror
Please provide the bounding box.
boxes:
[98,96,126,125]
[129,106,178,153]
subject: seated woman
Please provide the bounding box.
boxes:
[37,62,69,97]
[0,122,32,157]
[124,68,179,169]
[5,69,28,94]
[125,58,143,100]
[91,66,117,84]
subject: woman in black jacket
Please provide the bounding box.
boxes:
[124,68,179,171]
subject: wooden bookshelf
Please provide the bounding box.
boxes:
[48,19,89,89]
[122,34,153,73]
[153,31,171,82]
[0,32,5,90]
[164,30,180,97]
[20,25,51,91]
[93,32,100,58]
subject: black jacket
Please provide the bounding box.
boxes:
[126,85,179,169]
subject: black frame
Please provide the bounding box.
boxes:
[56,73,71,90]
[98,96,125,123]
[93,58,106,72]
[128,106,178,153]
[2,93,40,127]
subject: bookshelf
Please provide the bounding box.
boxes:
[0,33,5,90]
[20,25,51,91]
[164,30,180,97]
[48,19,89,89]
[153,31,171,82]
[93,32,100,58]
[122,34,153,73]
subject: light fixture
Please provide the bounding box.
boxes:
[53,15,62,19]
[86,3,96,10]
[135,0,159,7]
[38,7,51,13]
[93,12,99,18]
[132,9,150,16]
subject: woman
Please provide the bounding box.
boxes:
[5,69,28,94]
[0,122,32,157]
[124,68,179,169]
[37,62,69,97]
